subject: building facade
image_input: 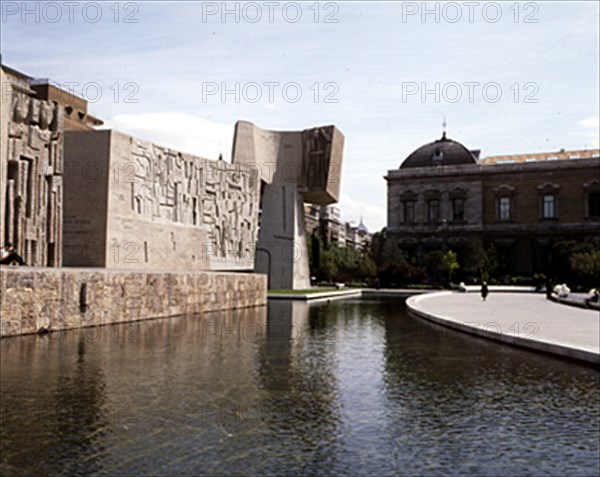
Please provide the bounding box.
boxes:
[386,132,600,278]
[1,64,109,266]
[0,66,65,266]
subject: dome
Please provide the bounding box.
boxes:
[400,132,478,168]
[357,217,369,234]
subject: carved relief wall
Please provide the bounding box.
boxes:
[1,70,64,266]
[128,139,258,262]
[63,130,259,271]
[302,126,333,192]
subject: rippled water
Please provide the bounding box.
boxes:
[1,297,598,476]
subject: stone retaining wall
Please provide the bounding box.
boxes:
[0,267,267,337]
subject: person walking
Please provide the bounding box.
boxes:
[481,281,489,302]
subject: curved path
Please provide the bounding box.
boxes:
[407,291,600,365]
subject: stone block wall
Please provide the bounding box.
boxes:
[0,267,267,337]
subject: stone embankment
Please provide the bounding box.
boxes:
[1,267,266,337]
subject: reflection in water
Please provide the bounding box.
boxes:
[1,298,598,476]
[1,333,107,476]
[258,300,343,474]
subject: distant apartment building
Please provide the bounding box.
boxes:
[304,204,321,236]
[345,219,371,252]
[305,204,372,251]
[385,131,600,277]
[319,205,345,247]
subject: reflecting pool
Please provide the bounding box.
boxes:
[1,298,598,476]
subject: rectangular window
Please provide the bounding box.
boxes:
[498,197,511,220]
[543,194,556,218]
[427,199,440,223]
[588,192,600,217]
[403,201,415,223]
[451,198,465,221]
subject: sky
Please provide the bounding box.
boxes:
[1,1,599,231]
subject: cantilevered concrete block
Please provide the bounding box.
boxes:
[301,126,344,205]
[232,121,344,290]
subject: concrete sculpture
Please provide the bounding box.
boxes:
[232,120,344,289]
[63,130,260,270]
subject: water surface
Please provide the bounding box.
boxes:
[1,298,598,476]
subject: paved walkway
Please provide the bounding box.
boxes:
[268,288,430,301]
[407,292,600,364]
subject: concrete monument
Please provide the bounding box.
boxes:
[232,120,344,289]
[63,130,260,271]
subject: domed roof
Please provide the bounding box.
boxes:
[400,132,478,168]
[357,217,369,234]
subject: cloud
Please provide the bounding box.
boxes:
[338,193,386,233]
[104,112,234,160]
[579,117,599,129]
[578,116,600,148]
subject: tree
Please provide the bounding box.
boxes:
[308,233,322,273]
[442,249,460,285]
[482,244,499,281]
[570,248,600,288]
[320,248,338,282]
[551,238,599,289]
[358,255,377,281]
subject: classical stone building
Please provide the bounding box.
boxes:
[386,132,600,278]
[0,66,64,266]
[63,129,260,271]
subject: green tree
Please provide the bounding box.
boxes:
[482,244,499,281]
[442,249,460,286]
[308,233,323,274]
[320,248,338,282]
[570,248,600,287]
[358,255,377,280]
[551,238,599,289]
